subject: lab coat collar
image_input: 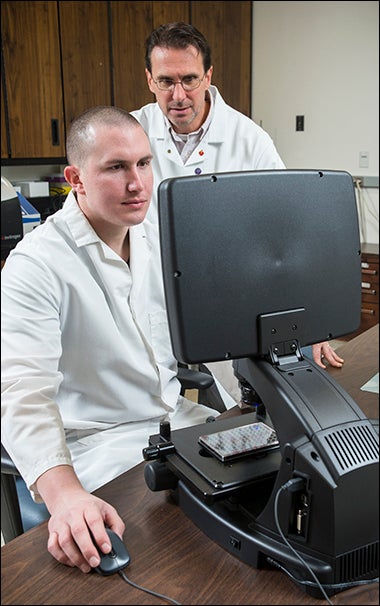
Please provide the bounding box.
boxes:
[52,191,153,277]
[129,220,154,300]
[206,86,228,142]
[56,191,100,248]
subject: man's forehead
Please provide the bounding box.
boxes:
[88,126,151,158]
[151,44,202,65]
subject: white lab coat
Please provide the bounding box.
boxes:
[1,193,216,498]
[131,85,285,223]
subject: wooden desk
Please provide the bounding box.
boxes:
[1,326,378,605]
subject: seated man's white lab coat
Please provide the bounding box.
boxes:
[1,192,219,501]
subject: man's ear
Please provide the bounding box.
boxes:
[145,68,155,94]
[205,65,213,88]
[64,165,85,195]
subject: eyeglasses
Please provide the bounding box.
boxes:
[153,75,205,92]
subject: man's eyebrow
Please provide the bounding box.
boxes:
[104,158,126,165]
[157,73,199,79]
[104,154,153,165]
[139,154,154,162]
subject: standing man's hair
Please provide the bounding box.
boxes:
[66,106,141,166]
[145,22,212,74]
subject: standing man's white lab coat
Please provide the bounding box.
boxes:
[132,85,285,224]
[132,85,285,400]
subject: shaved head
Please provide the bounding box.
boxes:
[66,106,143,167]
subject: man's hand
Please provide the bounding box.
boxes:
[37,466,125,573]
[312,341,344,369]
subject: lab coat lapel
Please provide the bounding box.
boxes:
[129,223,152,301]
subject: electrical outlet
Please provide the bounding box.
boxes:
[353,176,379,188]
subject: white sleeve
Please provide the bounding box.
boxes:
[1,252,72,501]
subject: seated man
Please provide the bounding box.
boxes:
[1,106,219,572]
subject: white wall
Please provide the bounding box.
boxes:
[252,0,379,244]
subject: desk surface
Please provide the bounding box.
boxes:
[1,325,378,605]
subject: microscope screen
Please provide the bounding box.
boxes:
[158,170,361,364]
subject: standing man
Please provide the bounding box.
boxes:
[131,22,344,371]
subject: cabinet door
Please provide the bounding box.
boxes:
[59,1,112,128]
[152,1,190,27]
[111,1,190,112]
[111,1,152,112]
[1,1,66,159]
[1,80,9,158]
[191,1,252,117]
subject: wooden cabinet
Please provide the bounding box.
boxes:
[111,1,159,112]
[343,243,379,340]
[1,77,8,158]
[111,1,192,111]
[1,1,66,159]
[59,1,112,127]
[1,1,111,160]
[360,243,379,333]
[1,1,252,162]
[191,1,252,118]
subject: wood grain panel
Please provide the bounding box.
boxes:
[59,1,112,128]
[191,1,252,116]
[1,78,9,158]
[111,1,154,111]
[152,1,189,28]
[1,1,65,158]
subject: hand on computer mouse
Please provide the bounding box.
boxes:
[93,528,131,576]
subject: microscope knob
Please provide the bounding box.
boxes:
[144,460,178,492]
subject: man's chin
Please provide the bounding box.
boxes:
[168,111,194,129]
[126,207,149,226]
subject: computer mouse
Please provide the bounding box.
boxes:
[93,528,131,576]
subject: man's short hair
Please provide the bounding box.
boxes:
[145,22,212,74]
[66,106,141,166]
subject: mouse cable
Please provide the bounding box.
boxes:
[267,557,379,592]
[118,569,181,605]
[274,479,334,606]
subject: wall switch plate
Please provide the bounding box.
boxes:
[359,151,369,168]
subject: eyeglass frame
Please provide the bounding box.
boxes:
[152,74,206,92]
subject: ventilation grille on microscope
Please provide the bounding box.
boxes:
[337,541,379,583]
[323,424,378,471]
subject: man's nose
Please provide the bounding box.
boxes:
[127,168,143,191]
[171,81,187,101]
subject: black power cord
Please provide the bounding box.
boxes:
[274,478,334,605]
[267,557,379,593]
